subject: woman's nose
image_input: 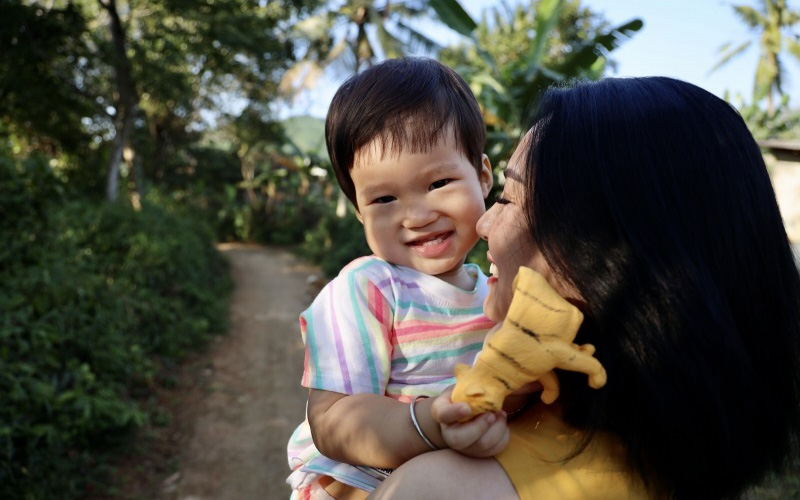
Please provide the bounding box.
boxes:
[476,206,494,240]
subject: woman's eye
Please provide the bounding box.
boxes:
[495,193,511,205]
[429,179,452,190]
[372,195,396,204]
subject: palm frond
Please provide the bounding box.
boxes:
[708,40,751,74]
[774,53,785,94]
[754,56,775,100]
[527,0,564,68]
[717,41,733,53]
[394,19,443,55]
[429,0,478,38]
[555,18,644,79]
[733,5,767,29]
[374,22,404,59]
[785,35,800,62]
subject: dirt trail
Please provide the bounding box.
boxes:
[160,244,317,499]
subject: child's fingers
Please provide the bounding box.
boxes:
[442,411,497,451]
[431,387,472,425]
[467,412,510,456]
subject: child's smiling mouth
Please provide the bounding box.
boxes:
[406,231,454,257]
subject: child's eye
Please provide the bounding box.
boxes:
[372,195,396,204]
[429,179,452,190]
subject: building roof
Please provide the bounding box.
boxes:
[758,139,800,152]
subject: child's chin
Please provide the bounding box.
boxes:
[424,261,459,277]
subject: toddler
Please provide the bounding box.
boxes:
[287,57,496,499]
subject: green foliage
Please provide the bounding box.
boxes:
[439,0,642,203]
[0,152,232,499]
[733,94,800,140]
[282,0,440,95]
[1,0,326,204]
[429,0,478,37]
[177,114,333,245]
[711,0,800,112]
[442,0,642,162]
[300,204,371,277]
[281,116,328,158]
[0,1,97,155]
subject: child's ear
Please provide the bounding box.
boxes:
[479,154,493,198]
[355,210,364,224]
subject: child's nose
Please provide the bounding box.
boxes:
[402,202,438,229]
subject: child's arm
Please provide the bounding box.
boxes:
[307,388,508,469]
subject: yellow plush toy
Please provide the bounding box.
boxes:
[451,266,607,420]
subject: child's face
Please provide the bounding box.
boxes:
[351,134,492,285]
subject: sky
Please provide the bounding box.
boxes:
[283,0,800,118]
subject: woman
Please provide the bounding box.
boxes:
[371,77,800,499]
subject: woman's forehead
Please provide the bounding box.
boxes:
[508,129,534,171]
[505,145,529,182]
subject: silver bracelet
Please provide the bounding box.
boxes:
[409,395,439,450]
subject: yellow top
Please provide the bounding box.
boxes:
[495,402,653,500]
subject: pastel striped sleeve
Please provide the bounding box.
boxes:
[300,265,394,395]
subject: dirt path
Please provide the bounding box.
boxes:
[157,244,318,499]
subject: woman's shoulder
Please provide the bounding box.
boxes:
[496,403,654,500]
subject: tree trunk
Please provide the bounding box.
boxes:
[126,140,144,210]
[149,120,167,181]
[100,0,141,202]
[237,144,259,207]
[106,110,133,201]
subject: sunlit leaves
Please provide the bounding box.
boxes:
[712,0,800,112]
[282,0,441,95]
[440,0,641,182]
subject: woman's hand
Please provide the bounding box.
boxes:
[430,386,510,458]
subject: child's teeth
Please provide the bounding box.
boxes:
[489,263,498,276]
[421,234,446,246]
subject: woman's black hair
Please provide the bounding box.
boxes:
[325,57,486,209]
[525,77,800,498]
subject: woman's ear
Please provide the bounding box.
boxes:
[480,154,493,198]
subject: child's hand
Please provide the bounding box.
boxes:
[430,386,510,458]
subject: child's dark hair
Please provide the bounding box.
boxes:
[526,77,800,498]
[325,57,486,208]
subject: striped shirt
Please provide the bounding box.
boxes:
[287,255,494,490]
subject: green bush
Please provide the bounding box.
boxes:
[0,153,232,499]
[300,204,371,277]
